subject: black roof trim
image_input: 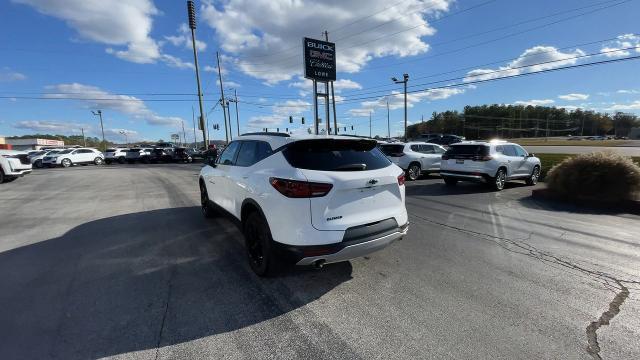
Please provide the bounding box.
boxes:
[240,132,290,137]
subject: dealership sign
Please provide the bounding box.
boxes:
[303,37,336,82]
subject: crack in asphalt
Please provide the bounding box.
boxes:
[585,280,630,359]
[408,213,638,359]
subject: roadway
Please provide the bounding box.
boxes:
[1,164,638,359]
[524,145,640,156]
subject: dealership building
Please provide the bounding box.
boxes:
[5,138,65,151]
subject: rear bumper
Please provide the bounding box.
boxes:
[274,222,409,266]
[3,160,32,175]
[440,171,490,182]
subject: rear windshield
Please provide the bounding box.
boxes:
[379,144,405,156]
[446,144,488,155]
[106,148,116,152]
[283,139,391,171]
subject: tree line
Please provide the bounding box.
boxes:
[407,104,639,140]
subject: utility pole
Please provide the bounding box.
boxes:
[81,127,86,147]
[187,0,207,147]
[216,51,230,144]
[234,89,240,136]
[226,100,232,141]
[546,115,550,140]
[181,120,187,147]
[386,99,390,139]
[191,106,197,147]
[369,111,372,138]
[91,110,106,151]
[392,74,409,141]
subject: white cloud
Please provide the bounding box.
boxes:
[600,34,640,58]
[44,83,183,126]
[514,99,555,106]
[464,46,585,82]
[165,23,207,51]
[558,93,589,101]
[0,68,27,82]
[617,89,640,94]
[246,99,311,128]
[606,101,640,111]
[13,120,87,133]
[159,54,194,69]
[202,0,454,83]
[217,79,242,88]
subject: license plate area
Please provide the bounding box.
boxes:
[456,159,465,164]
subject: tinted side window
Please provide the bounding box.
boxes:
[420,145,435,154]
[503,145,518,156]
[514,145,528,157]
[255,141,273,163]
[216,141,240,165]
[235,141,257,167]
[495,145,505,154]
[433,146,445,154]
[410,145,420,152]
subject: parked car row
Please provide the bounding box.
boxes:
[379,140,541,191]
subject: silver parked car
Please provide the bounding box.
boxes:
[439,141,541,191]
[379,142,447,181]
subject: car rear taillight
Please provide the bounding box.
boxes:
[473,155,493,161]
[269,177,333,198]
[397,173,406,186]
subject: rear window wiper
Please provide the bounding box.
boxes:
[332,163,367,171]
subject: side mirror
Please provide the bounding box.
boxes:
[528,153,535,158]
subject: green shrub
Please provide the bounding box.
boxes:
[546,152,640,201]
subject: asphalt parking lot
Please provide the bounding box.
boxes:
[1,164,639,359]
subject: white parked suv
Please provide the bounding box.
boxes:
[380,142,447,181]
[440,141,541,191]
[104,148,128,164]
[46,148,104,168]
[29,149,63,168]
[0,150,32,183]
[199,134,409,276]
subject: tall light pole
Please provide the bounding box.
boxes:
[386,98,390,139]
[119,130,128,146]
[91,110,106,150]
[216,51,230,144]
[392,73,409,141]
[187,0,207,147]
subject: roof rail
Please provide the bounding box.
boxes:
[240,132,290,137]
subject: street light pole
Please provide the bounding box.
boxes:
[119,130,128,146]
[392,74,409,141]
[91,110,106,150]
[234,89,240,136]
[187,0,207,147]
[386,98,390,139]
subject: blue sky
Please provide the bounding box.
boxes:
[1,0,639,142]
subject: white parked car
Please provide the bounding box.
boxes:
[0,150,32,183]
[199,134,409,276]
[440,141,541,191]
[46,148,104,168]
[379,142,447,181]
[104,148,129,164]
[30,149,63,168]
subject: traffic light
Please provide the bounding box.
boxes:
[344,127,347,131]
[286,128,289,132]
[276,128,279,132]
[351,125,354,130]
[289,116,293,123]
[301,117,305,124]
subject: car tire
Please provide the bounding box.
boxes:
[61,158,72,168]
[443,177,458,186]
[199,182,216,219]
[34,159,43,168]
[243,212,278,277]
[0,169,5,184]
[525,166,540,186]
[94,157,103,165]
[117,157,126,164]
[407,162,421,181]
[492,168,506,191]
[105,159,112,165]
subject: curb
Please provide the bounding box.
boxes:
[531,188,640,214]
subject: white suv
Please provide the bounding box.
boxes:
[440,141,541,191]
[104,148,128,164]
[47,148,104,168]
[0,150,32,183]
[380,142,447,181]
[29,149,63,168]
[199,134,409,276]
